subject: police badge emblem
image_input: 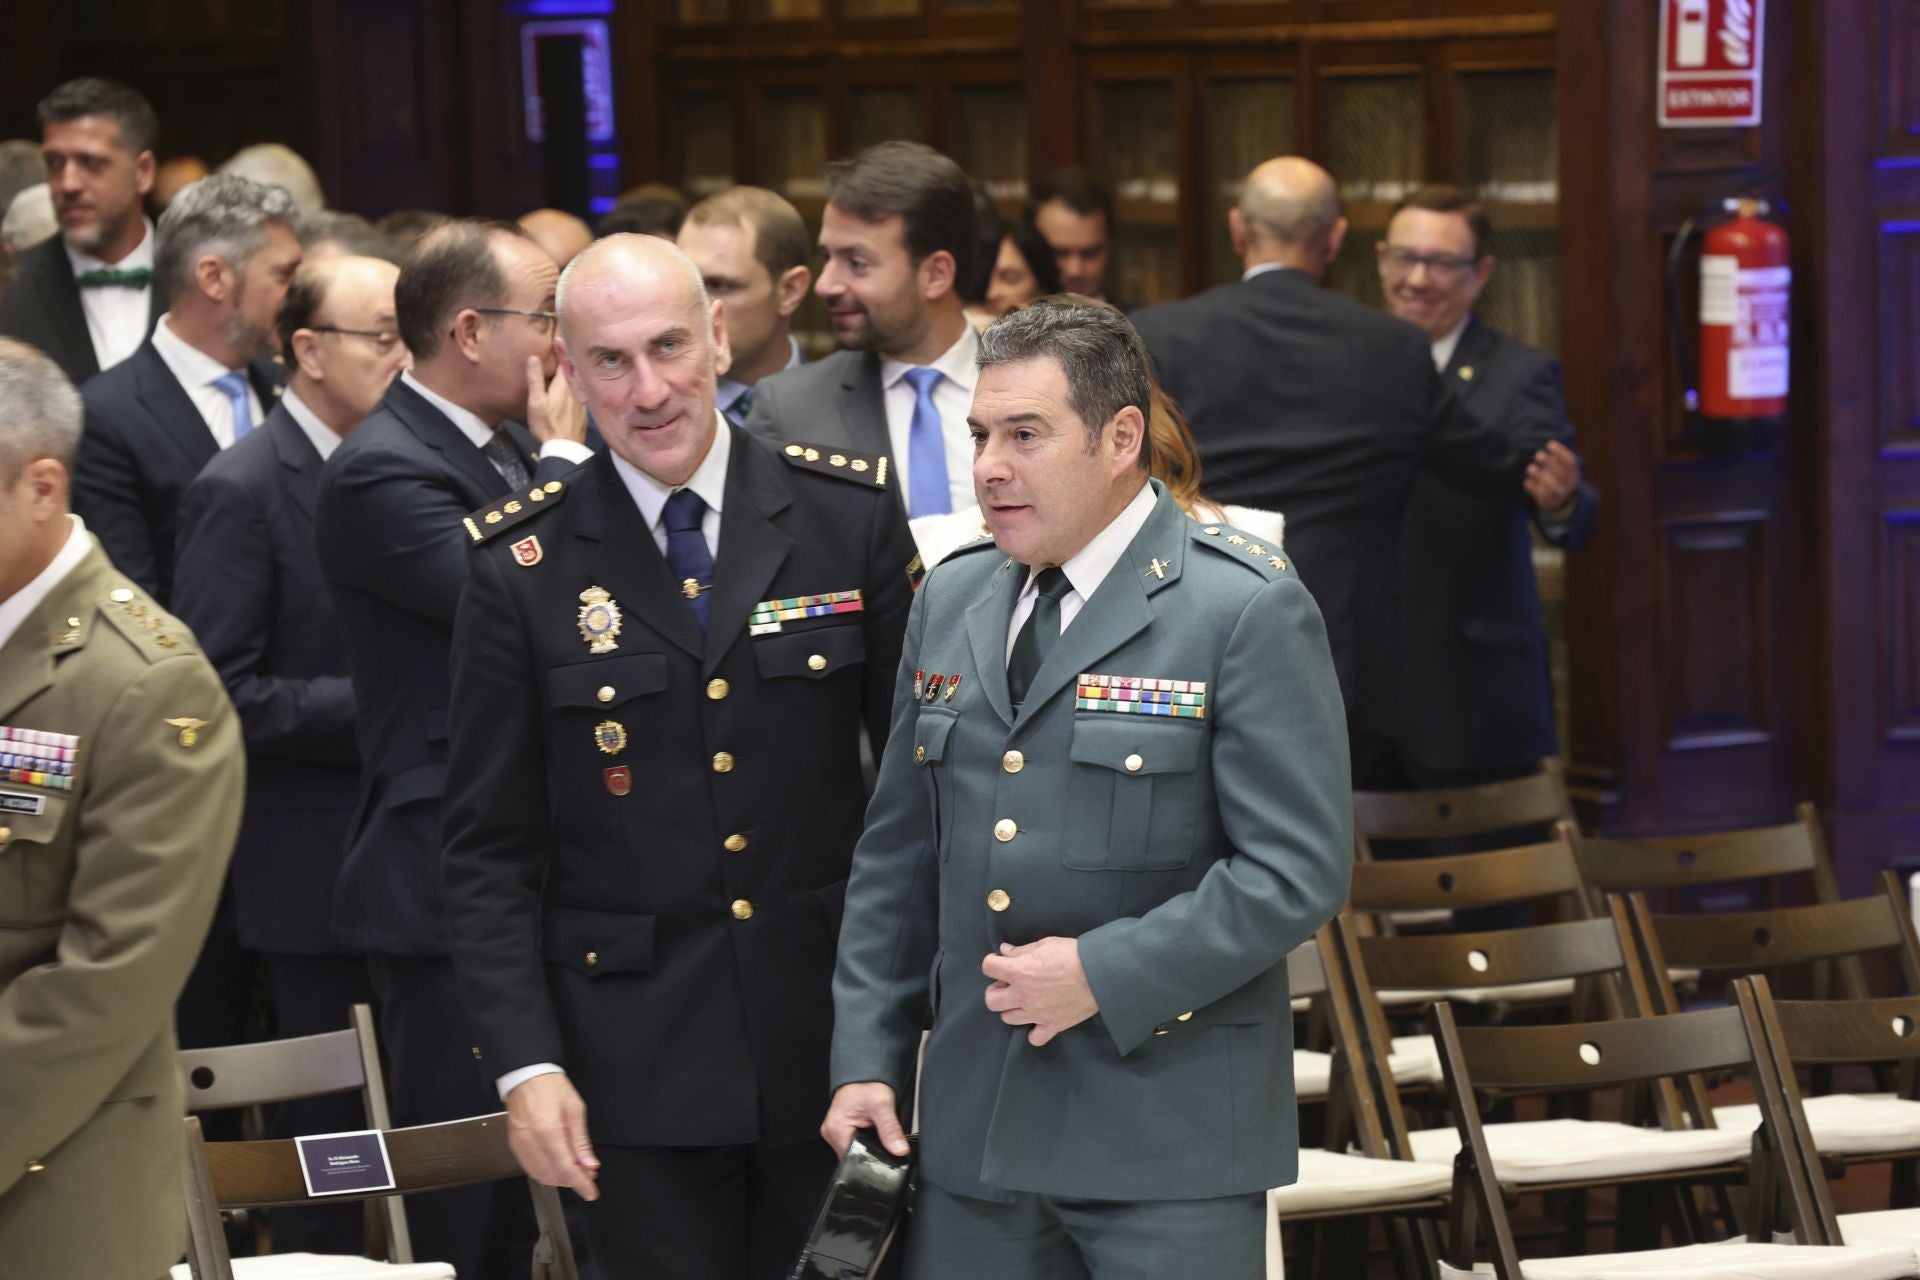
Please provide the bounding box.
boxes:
[510,535,543,567]
[577,586,622,653]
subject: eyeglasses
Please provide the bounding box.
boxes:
[1379,246,1480,282]
[307,326,404,355]
[473,306,558,335]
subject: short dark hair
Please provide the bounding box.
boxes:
[37,78,159,157]
[394,218,527,361]
[277,264,329,356]
[1387,184,1492,261]
[824,141,976,288]
[597,195,686,239]
[1006,217,1064,296]
[977,295,1153,473]
[683,185,810,278]
[1028,167,1113,226]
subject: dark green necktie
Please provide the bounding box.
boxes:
[1007,567,1072,708]
[74,267,153,289]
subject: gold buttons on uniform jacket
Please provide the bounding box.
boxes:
[712,751,735,773]
[471,1046,483,1060]
[585,951,599,968]
[724,833,748,852]
[707,678,730,700]
[807,654,827,671]
[993,818,1018,842]
[986,889,1011,912]
[1124,753,1144,773]
[596,686,615,703]
[24,1160,44,1174]
[1002,750,1025,774]
[914,745,926,763]
[109,588,134,603]
[731,899,754,921]
[1177,1011,1194,1022]
[0,827,10,844]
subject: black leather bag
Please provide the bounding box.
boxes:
[788,1129,915,1279]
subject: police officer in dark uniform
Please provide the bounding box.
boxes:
[442,233,917,1279]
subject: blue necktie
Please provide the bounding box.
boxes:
[214,372,254,441]
[902,366,950,517]
[663,489,714,631]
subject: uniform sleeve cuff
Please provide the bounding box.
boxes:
[496,1062,565,1102]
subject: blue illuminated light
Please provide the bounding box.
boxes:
[507,0,614,14]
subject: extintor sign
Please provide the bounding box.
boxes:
[1657,0,1765,127]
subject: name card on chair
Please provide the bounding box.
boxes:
[294,1129,397,1197]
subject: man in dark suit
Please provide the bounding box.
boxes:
[315,219,590,1280]
[443,233,916,1278]
[679,186,812,428]
[0,79,161,384]
[72,173,298,606]
[1027,167,1124,307]
[1132,157,1549,786]
[1378,185,1599,785]
[745,141,979,520]
[173,254,407,1253]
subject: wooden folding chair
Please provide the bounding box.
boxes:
[1351,761,1575,863]
[1571,801,1843,918]
[181,1113,578,1280]
[176,1003,409,1262]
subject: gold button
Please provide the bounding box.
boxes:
[712,751,734,773]
[807,654,827,671]
[707,678,729,700]
[731,898,754,921]
[724,833,748,853]
[914,745,926,763]
[785,444,804,457]
[585,950,599,968]
[1002,750,1025,773]
[109,588,133,603]
[471,1046,483,1060]
[986,889,1011,912]
[993,818,1017,842]
[0,827,10,844]
[597,686,615,703]
[1153,1026,1169,1036]
[25,1160,44,1173]
[1124,753,1144,773]
[544,481,563,494]
[1177,1011,1193,1022]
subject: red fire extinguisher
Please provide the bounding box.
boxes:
[1668,194,1791,453]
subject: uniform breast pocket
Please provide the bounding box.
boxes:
[753,624,866,681]
[912,708,957,859]
[548,653,669,710]
[1064,718,1204,871]
[1,793,73,929]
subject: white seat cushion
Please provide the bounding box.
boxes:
[1268,1148,1452,1216]
[1436,1240,1920,1279]
[1293,1035,1442,1099]
[1715,1094,1920,1156]
[1406,1118,1752,1184]
[1840,1209,1920,1248]
[172,1256,457,1279]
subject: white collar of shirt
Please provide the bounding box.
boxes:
[281,387,344,461]
[402,370,497,449]
[1241,262,1295,282]
[879,322,979,396]
[1430,314,1472,373]
[149,313,262,448]
[65,218,154,276]
[0,515,92,655]
[1006,480,1157,658]
[609,411,731,557]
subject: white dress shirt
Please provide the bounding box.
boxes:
[880,323,979,517]
[0,516,92,656]
[150,314,262,449]
[1241,262,1295,283]
[1429,315,1471,373]
[496,413,731,1102]
[401,371,596,473]
[1004,480,1158,660]
[66,219,154,373]
[280,388,344,462]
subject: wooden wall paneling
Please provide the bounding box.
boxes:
[309,0,463,216]
[1658,509,1772,754]
[1021,0,1081,181]
[1881,215,1920,455]
[613,0,665,185]
[1888,510,1920,744]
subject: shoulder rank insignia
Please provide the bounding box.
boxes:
[779,442,888,489]
[465,480,568,545]
[1193,523,1288,576]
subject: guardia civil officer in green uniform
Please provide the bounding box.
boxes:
[824,298,1352,1277]
[0,337,243,1278]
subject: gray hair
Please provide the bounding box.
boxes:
[0,337,83,485]
[219,143,324,220]
[2,184,57,255]
[556,232,710,334]
[976,297,1153,467]
[155,173,299,302]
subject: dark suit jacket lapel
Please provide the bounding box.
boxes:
[1445,314,1498,406]
[130,344,220,473]
[387,379,508,499]
[963,548,1026,728]
[571,451,704,662]
[838,353,893,457]
[266,406,324,524]
[28,240,99,382]
[703,430,794,677]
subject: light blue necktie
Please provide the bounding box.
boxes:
[902,366,950,517]
[213,372,254,441]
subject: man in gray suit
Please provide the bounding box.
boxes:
[743,141,977,519]
[824,298,1352,1276]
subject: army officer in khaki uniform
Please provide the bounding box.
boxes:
[824,300,1352,1277]
[0,336,244,1279]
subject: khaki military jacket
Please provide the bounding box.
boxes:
[0,535,243,1279]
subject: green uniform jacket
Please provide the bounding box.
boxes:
[0,537,243,1278]
[831,482,1352,1202]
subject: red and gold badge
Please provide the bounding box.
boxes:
[603,766,631,796]
[510,535,543,567]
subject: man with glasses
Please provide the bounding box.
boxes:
[1133,157,1550,787]
[171,253,406,1254]
[1377,185,1597,792]
[314,219,589,1280]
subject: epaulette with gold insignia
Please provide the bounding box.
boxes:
[778,442,888,489]
[464,478,570,545]
[1190,522,1291,579]
[96,584,200,662]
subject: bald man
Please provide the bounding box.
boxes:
[442,234,917,1277]
[518,207,593,268]
[1132,156,1545,786]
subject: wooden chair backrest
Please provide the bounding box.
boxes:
[1352,763,1572,856]
[1571,802,1840,908]
[1347,822,1591,918]
[178,1003,392,1118]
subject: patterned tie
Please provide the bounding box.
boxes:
[724,387,754,429]
[212,372,254,441]
[902,366,950,517]
[663,489,715,630]
[1007,567,1073,708]
[482,429,532,491]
